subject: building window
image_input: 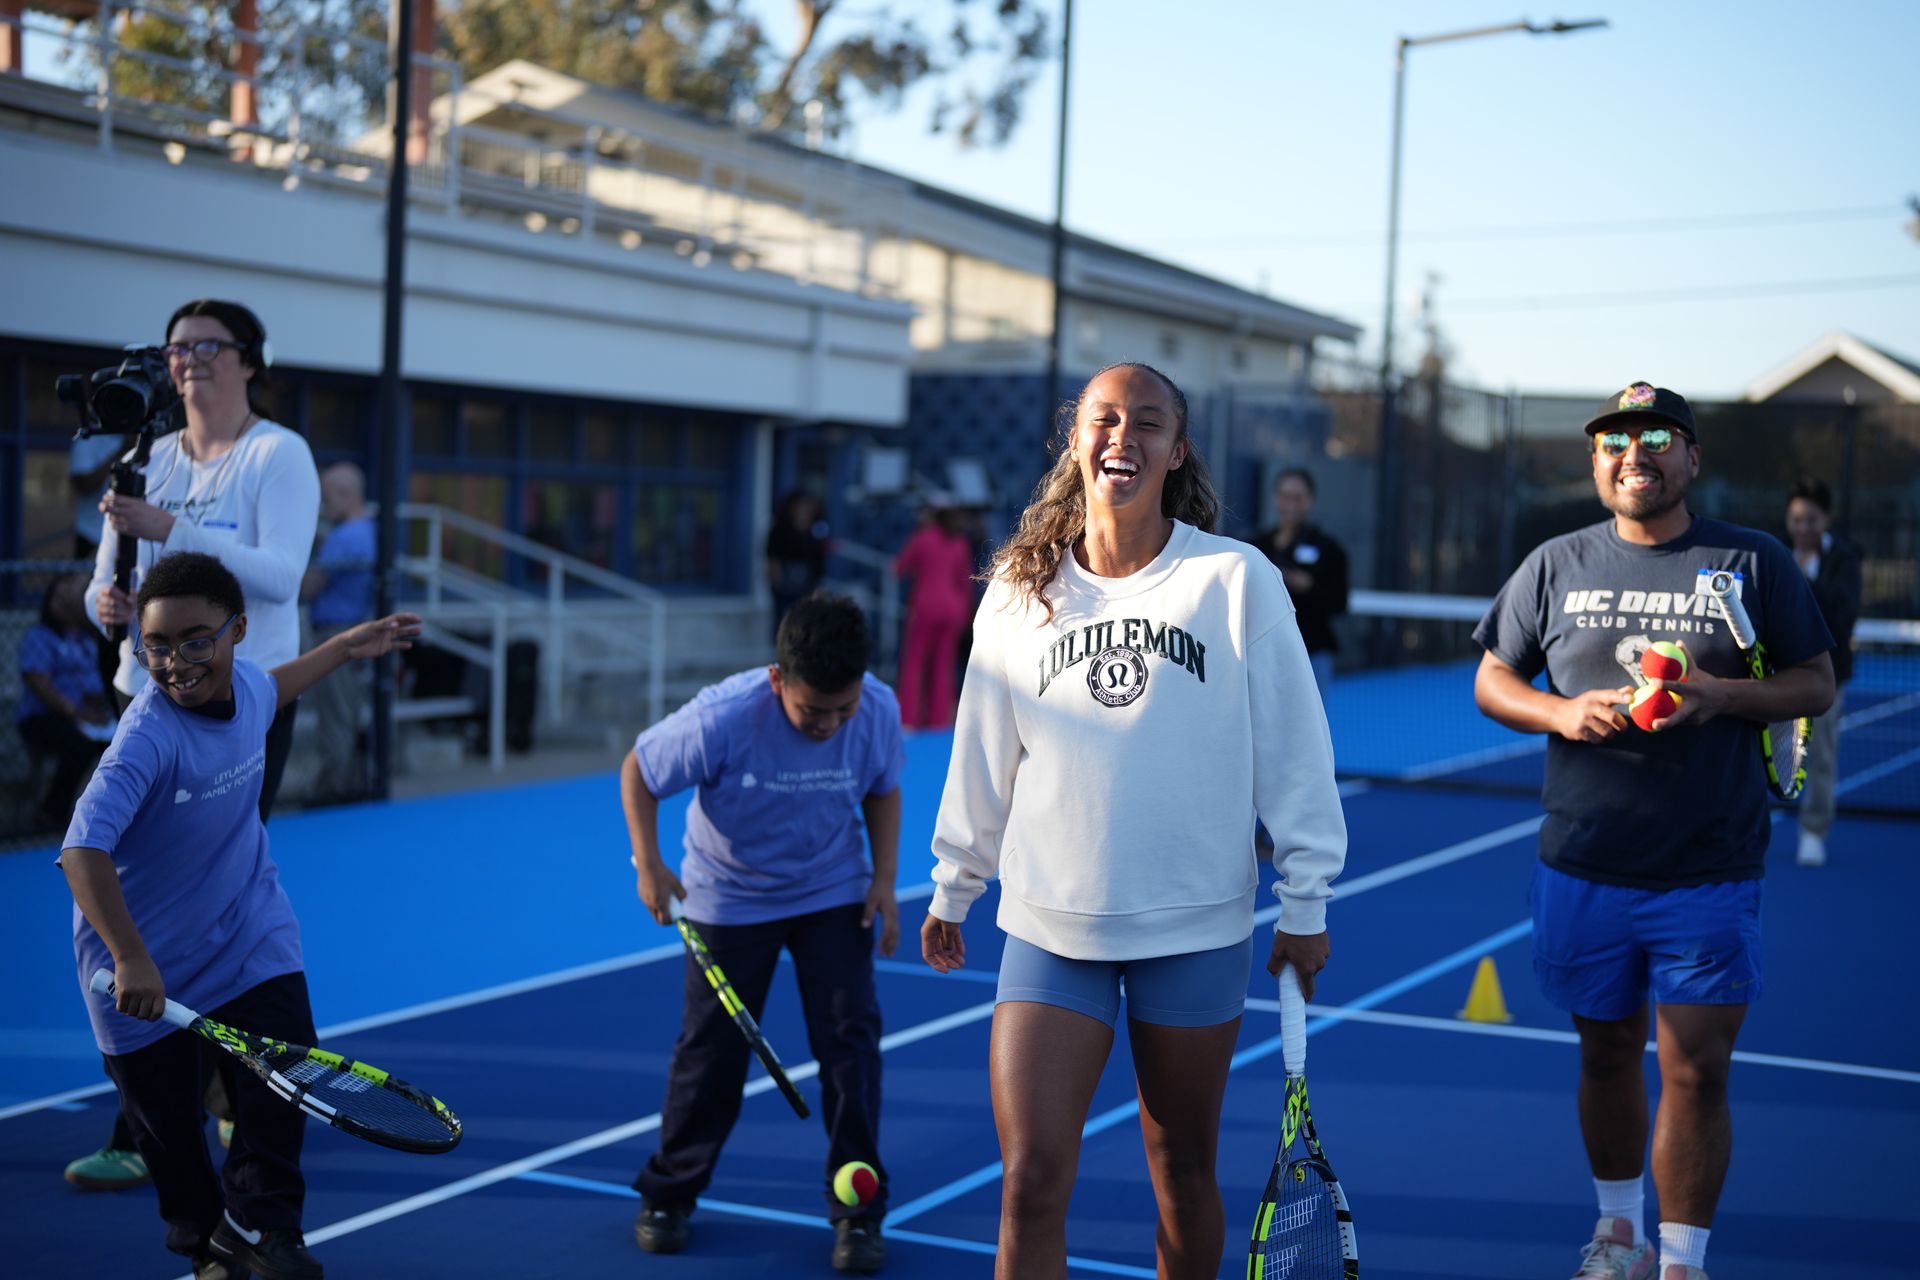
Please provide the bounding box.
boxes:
[523,479,616,568]
[408,471,508,577]
[633,485,720,584]
[304,385,371,455]
[464,401,516,459]
[412,396,457,457]
[527,407,575,463]
[583,411,628,465]
[21,449,73,559]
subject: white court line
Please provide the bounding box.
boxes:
[160,1000,1000,1279]
[515,1170,1157,1278]
[1252,815,1543,928]
[1243,1000,1920,1085]
[884,917,1536,1225]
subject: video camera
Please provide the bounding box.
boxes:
[55,346,184,644]
[55,345,182,439]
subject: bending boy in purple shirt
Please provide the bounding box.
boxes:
[62,551,418,1280]
[625,593,904,1273]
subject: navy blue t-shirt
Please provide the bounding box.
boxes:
[1474,517,1832,888]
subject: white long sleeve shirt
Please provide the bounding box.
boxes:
[85,420,320,696]
[929,520,1348,960]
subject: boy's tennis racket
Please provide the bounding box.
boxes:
[1703,569,1812,801]
[89,970,461,1154]
[1246,965,1357,1280]
[668,899,812,1119]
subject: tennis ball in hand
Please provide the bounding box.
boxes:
[833,1161,880,1207]
[1630,684,1682,731]
[1640,640,1691,683]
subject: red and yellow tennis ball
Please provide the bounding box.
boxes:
[833,1161,879,1207]
[1640,641,1691,683]
[1630,683,1682,732]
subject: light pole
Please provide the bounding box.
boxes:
[1373,17,1606,593]
[1044,0,1075,445]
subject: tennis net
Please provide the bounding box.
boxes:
[1327,591,1920,818]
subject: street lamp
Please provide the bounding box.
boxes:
[1373,17,1607,593]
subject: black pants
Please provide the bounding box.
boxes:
[17,712,104,822]
[637,902,888,1221]
[102,971,317,1259]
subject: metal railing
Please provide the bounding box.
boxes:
[0,2,910,298]
[399,502,667,761]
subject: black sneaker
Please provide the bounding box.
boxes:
[191,1254,248,1280]
[634,1200,691,1254]
[832,1218,885,1273]
[208,1211,322,1280]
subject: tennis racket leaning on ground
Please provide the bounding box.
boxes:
[1246,964,1358,1280]
[667,898,812,1119]
[89,970,462,1154]
[1702,568,1812,800]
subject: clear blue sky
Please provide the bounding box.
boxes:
[813,0,1919,398]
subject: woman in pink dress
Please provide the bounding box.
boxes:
[892,500,977,729]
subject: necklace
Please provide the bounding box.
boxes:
[177,411,258,514]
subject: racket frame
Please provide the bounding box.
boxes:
[88,970,461,1154]
[1703,569,1812,800]
[668,901,812,1119]
[1247,964,1358,1279]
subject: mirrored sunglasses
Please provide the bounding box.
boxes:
[1595,427,1684,457]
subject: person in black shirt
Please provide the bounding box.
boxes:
[1251,468,1348,699]
[766,491,828,642]
[1783,476,1862,867]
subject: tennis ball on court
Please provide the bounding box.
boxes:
[1630,683,1682,732]
[1640,640,1691,683]
[833,1161,879,1207]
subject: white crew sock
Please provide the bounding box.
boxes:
[1594,1177,1645,1244]
[1658,1221,1709,1271]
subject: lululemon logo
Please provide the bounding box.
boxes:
[1088,646,1148,708]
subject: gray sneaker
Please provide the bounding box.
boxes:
[1572,1217,1654,1280]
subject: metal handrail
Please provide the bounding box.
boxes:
[399,502,666,728]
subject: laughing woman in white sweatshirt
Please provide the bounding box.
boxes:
[921,362,1347,1280]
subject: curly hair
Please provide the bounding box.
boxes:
[989,362,1219,621]
[137,551,247,620]
[776,591,870,692]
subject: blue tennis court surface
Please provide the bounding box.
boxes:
[4,719,1916,1278]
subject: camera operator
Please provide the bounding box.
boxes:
[85,300,320,811]
[68,300,322,1194]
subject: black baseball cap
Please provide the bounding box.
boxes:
[1583,382,1697,439]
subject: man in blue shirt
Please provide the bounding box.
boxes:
[1473,384,1834,1280]
[301,462,376,801]
[624,593,903,1273]
[62,551,417,1280]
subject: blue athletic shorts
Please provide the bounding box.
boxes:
[1530,862,1764,1021]
[995,933,1253,1029]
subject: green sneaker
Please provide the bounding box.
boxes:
[64,1146,151,1190]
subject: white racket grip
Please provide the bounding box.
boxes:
[1279,964,1307,1077]
[667,895,686,923]
[1704,571,1756,649]
[88,968,199,1031]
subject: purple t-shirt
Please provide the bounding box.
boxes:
[16,624,105,722]
[634,669,905,925]
[60,660,303,1054]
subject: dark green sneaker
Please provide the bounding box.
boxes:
[63,1146,150,1190]
[635,1200,691,1254]
[832,1218,885,1273]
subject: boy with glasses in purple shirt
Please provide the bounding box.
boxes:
[62,551,418,1280]
[624,592,904,1273]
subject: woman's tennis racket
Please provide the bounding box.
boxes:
[1703,569,1812,801]
[1246,965,1358,1280]
[89,970,462,1154]
[668,899,812,1119]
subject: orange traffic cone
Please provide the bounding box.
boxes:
[1458,955,1513,1023]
